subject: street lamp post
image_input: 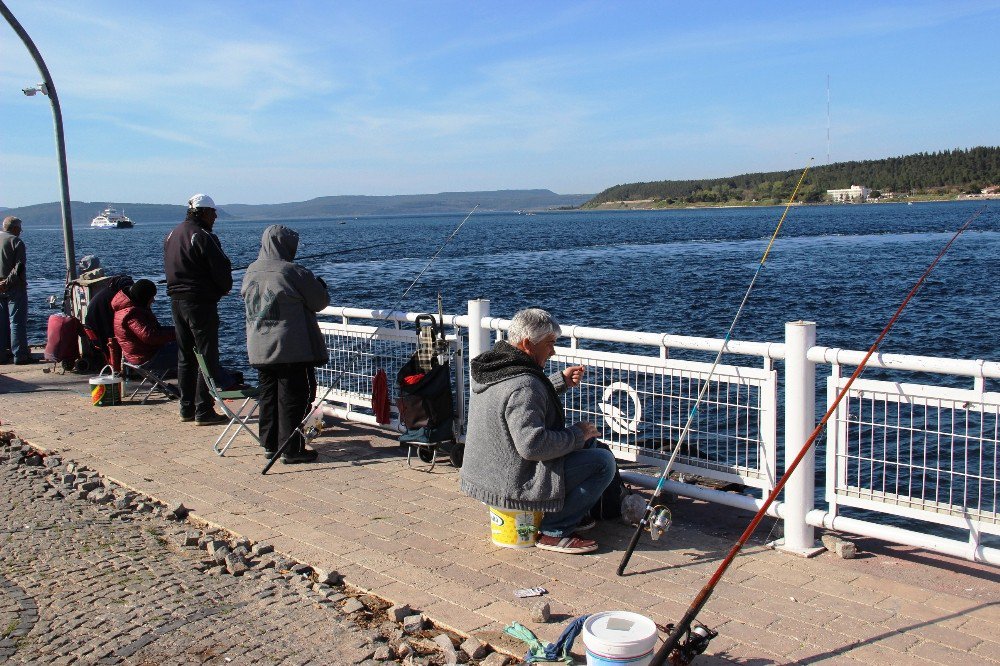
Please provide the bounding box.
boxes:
[1,1,77,281]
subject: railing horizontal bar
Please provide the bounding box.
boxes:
[621,471,783,518]
[809,346,1000,378]
[806,509,1000,565]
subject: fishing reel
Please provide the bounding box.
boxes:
[302,410,325,443]
[646,505,673,541]
[663,622,718,665]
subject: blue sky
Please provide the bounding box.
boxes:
[1,1,998,207]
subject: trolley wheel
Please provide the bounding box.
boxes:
[449,442,464,468]
[417,446,436,464]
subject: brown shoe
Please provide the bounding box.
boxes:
[535,533,598,554]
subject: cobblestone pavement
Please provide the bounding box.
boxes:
[0,434,501,665]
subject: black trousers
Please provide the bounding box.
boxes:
[171,299,220,419]
[257,363,316,454]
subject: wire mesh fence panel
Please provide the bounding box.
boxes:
[829,377,1000,534]
[550,346,777,490]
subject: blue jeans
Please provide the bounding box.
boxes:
[0,288,28,362]
[539,439,617,538]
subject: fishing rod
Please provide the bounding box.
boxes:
[617,160,813,576]
[230,241,406,272]
[649,206,984,666]
[262,205,479,474]
[156,241,402,284]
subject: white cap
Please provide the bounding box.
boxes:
[188,193,216,209]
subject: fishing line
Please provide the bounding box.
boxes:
[156,240,404,284]
[230,241,407,273]
[261,205,479,474]
[649,205,985,666]
[617,160,813,576]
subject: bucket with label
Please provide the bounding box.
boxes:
[89,365,123,407]
[488,506,542,548]
[582,611,658,666]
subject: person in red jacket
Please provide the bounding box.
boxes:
[112,279,177,377]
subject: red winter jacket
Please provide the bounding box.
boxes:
[112,290,175,364]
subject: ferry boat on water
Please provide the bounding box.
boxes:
[90,206,134,229]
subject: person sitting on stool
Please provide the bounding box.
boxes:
[460,308,616,554]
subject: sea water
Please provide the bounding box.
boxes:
[22,200,1000,368]
[17,200,1000,537]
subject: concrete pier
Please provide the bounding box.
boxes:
[2,362,997,664]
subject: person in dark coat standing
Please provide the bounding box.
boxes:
[0,216,34,364]
[163,194,232,425]
[242,225,330,464]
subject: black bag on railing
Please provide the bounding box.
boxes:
[396,314,455,444]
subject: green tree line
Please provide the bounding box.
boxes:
[585,146,1000,206]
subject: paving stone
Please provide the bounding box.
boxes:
[402,613,425,634]
[433,633,458,664]
[225,553,249,576]
[480,653,510,666]
[252,542,274,556]
[167,501,189,519]
[390,603,413,623]
[461,636,489,660]
[343,597,366,614]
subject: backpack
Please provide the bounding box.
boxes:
[590,441,631,520]
[395,314,455,443]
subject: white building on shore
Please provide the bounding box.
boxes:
[827,184,871,203]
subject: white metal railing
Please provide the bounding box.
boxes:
[315,321,465,432]
[316,301,1000,565]
[552,346,776,491]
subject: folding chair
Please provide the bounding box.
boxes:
[122,360,180,403]
[194,351,260,455]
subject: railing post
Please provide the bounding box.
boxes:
[467,299,491,362]
[776,320,824,557]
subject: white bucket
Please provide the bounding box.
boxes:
[89,365,123,407]
[582,611,658,666]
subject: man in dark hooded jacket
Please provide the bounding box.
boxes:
[163,194,232,425]
[242,225,329,464]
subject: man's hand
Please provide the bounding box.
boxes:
[562,364,586,388]
[574,421,599,440]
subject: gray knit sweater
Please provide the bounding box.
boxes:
[459,341,586,513]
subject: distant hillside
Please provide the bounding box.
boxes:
[3,189,592,226]
[586,146,1000,207]
[219,190,591,219]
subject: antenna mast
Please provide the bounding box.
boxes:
[826,74,831,164]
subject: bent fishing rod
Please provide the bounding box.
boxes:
[262,205,479,474]
[649,206,984,666]
[617,160,813,576]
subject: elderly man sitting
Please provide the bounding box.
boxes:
[460,308,616,554]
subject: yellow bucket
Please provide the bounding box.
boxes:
[489,506,542,548]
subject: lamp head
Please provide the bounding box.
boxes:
[22,83,48,97]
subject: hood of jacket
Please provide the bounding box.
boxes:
[110,288,136,313]
[470,340,544,393]
[257,225,298,263]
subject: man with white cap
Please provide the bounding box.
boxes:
[163,194,232,424]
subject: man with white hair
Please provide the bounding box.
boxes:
[163,194,232,425]
[0,216,33,364]
[460,307,616,554]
